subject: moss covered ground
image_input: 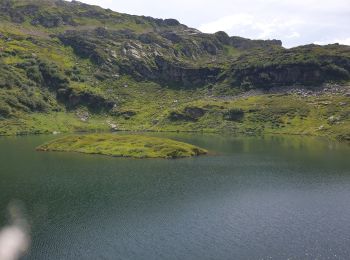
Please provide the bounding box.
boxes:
[36,134,208,159]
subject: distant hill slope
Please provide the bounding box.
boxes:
[0,0,349,141]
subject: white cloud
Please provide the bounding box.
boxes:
[199,14,254,33]
[287,32,301,39]
[199,14,305,45]
[335,38,350,46]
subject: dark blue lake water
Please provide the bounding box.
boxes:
[0,134,350,259]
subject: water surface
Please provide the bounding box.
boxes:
[0,134,349,259]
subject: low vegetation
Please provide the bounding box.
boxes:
[0,0,349,143]
[36,134,208,159]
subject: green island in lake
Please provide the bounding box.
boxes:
[36,134,207,159]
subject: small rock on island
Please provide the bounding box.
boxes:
[36,134,208,159]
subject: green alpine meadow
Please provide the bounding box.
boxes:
[0,0,348,141]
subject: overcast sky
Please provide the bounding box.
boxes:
[78,0,350,48]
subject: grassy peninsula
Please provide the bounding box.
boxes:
[36,134,208,159]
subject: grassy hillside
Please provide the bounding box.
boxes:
[0,0,349,141]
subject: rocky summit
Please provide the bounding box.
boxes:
[0,0,349,140]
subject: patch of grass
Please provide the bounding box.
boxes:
[36,134,208,159]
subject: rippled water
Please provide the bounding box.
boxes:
[0,134,350,259]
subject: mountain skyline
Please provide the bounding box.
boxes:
[75,0,350,48]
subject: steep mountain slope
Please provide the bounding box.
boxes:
[0,0,349,140]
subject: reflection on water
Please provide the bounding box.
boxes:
[0,134,349,259]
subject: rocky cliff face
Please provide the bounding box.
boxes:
[225,44,350,89]
[229,62,350,89]
[51,2,349,89]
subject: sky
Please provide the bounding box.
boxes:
[77,0,350,48]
